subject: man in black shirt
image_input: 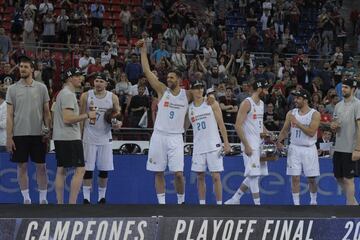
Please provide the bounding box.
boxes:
[219,87,238,124]
[128,84,150,128]
[0,63,17,86]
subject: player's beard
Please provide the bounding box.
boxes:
[343,92,351,99]
[168,81,177,90]
[20,72,31,79]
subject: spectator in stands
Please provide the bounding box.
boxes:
[86,57,103,83]
[39,0,54,15]
[296,57,313,89]
[120,5,132,41]
[326,93,340,114]
[319,62,334,93]
[108,34,119,57]
[278,58,294,80]
[0,89,6,152]
[319,10,335,55]
[56,10,69,44]
[41,49,56,89]
[125,53,143,85]
[90,0,105,31]
[129,75,149,96]
[264,102,280,131]
[316,127,333,157]
[280,27,294,52]
[236,81,251,105]
[151,41,170,65]
[336,17,347,48]
[164,23,180,53]
[319,103,332,127]
[23,0,37,19]
[219,87,238,124]
[267,85,287,120]
[104,58,118,78]
[331,54,344,85]
[100,25,113,44]
[0,28,12,63]
[247,26,261,52]
[0,63,17,86]
[342,58,357,77]
[11,7,24,41]
[79,49,95,74]
[246,7,258,28]
[228,29,246,56]
[115,72,132,107]
[34,62,44,84]
[171,45,187,71]
[182,28,200,54]
[23,13,35,47]
[155,57,171,84]
[128,84,150,128]
[42,11,56,44]
[142,31,153,55]
[203,39,218,67]
[89,27,101,46]
[151,5,165,35]
[198,56,225,88]
[100,44,112,67]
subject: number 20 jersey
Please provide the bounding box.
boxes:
[189,101,222,154]
[290,108,317,146]
[154,88,189,134]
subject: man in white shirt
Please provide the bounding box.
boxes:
[0,89,6,152]
[39,0,54,15]
[79,49,95,73]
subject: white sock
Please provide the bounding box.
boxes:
[234,188,245,200]
[177,194,185,204]
[292,193,300,205]
[199,200,206,205]
[157,193,165,204]
[83,186,91,201]
[98,187,106,201]
[310,192,317,204]
[21,189,31,202]
[253,197,260,205]
[216,201,222,205]
[39,189,47,202]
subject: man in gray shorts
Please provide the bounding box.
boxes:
[53,67,96,204]
[331,78,360,205]
[6,56,51,204]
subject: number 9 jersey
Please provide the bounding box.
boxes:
[189,101,222,154]
[154,88,189,134]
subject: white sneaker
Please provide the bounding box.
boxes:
[40,200,48,204]
[224,197,240,205]
[23,199,31,204]
[310,201,317,205]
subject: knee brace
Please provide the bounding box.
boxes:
[83,171,93,180]
[248,176,260,194]
[98,171,108,179]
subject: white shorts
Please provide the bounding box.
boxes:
[191,149,224,172]
[242,146,268,177]
[287,144,320,177]
[83,143,114,171]
[146,131,184,172]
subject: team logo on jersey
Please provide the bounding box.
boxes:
[253,114,257,119]
[164,101,169,107]
[191,116,196,123]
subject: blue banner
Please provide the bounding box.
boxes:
[0,153,357,204]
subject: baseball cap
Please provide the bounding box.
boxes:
[291,89,311,101]
[190,80,205,89]
[343,77,358,88]
[252,78,269,89]
[65,67,82,79]
[94,72,108,82]
[206,87,216,95]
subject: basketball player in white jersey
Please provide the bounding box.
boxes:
[277,89,321,205]
[225,78,270,205]
[188,81,231,205]
[79,72,122,204]
[137,39,215,204]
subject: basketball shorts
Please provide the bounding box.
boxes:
[191,149,224,172]
[287,144,320,177]
[83,142,114,171]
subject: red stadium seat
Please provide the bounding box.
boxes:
[118,37,128,46]
[3,22,11,31]
[111,5,121,13]
[4,6,14,13]
[103,11,112,19]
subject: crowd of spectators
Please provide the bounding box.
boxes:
[0,0,360,142]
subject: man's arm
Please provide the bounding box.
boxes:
[79,92,88,134]
[276,111,292,144]
[0,106,6,129]
[6,104,15,152]
[235,99,251,151]
[43,102,52,129]
[212,101,231,153]
[112,93,121,116]
[292,111,320,137]
[138,40,167,97]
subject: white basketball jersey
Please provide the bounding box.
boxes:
[154,88,189,134]
[241,97,264,148]
[189,101,222,154]
[290,108,317,146]
[83,90,113,145]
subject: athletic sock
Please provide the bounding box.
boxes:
[292,193,300,205]
[216,201,222,205]
[310,192,317,205]
[253,197,261,205]
[157,193,166,204]
[98,187,107,201]
[39,189,47,203]
[83,186,91,201]
[199,200,206,205]
[234,188,245,200]
[21,189,31,203]
[177,194,185,204]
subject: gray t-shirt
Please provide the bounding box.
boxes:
[333,97,360,153]
[52,86,81,141]
[6,80,50,136]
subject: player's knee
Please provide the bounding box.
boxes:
[248,176,260,193]
[308,177,316,185]
[98,171,108,179]
[17,163,27,172]
[75,167,86,177]
[83,171,93,180]
[292,176,301,185]
[174,172,183,181]
[211,173,221,184]
[197,173,205,182]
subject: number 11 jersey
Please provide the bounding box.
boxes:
[290,108,317,146]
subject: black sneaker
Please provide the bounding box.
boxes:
[83,199,90,204]
[98,198,106,204]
